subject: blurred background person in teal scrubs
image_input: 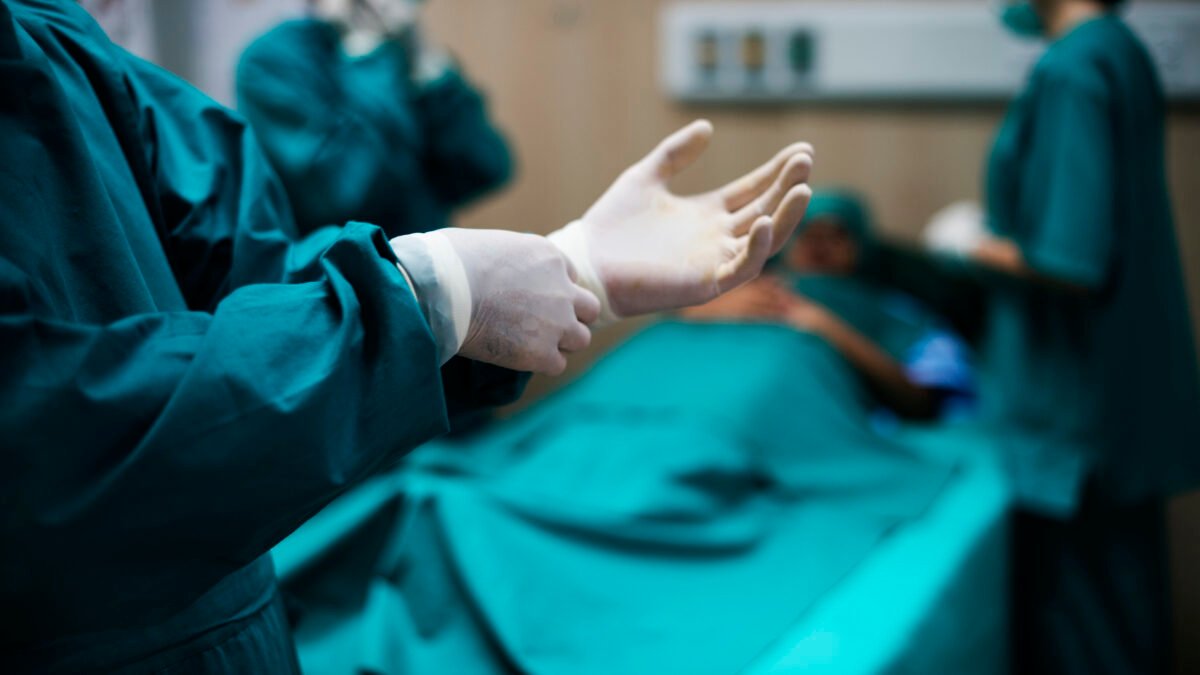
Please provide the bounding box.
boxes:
[237,0,513,239]
[920,1,1200,672]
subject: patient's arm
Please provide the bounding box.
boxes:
[785,297,939,420]
[679,277,790,322]
[682,278,941,419]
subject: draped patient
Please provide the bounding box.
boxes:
[683,191,975,421]
[271,193,967,675]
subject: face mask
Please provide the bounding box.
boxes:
[997,1,1046,39]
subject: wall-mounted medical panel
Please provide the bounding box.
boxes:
[661,1,1200,103]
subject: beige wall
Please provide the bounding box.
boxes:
[427,1,1200,670]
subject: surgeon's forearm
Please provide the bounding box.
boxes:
[971,237,1093,294]
[971,238,1026,276]
[813,316,939,420]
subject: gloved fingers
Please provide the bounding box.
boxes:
[354,0,421,36]
[717,216,775,294]
[538,350,570,377]
[357,0,386,21]
[559,321,593,353]
[501,332,569,376]
[640,120,714,182]
[717,142,815,212]
[574,286,602,325]
[312,0,356,25]
[563,254,580,283]
[768,183,814,254]
[730,153,813,235]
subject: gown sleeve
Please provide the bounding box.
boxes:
[412,67,514,206]
[1017,60,1117,290]
[0,19,507,636]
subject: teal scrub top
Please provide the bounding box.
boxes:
[0,1,523,670]
[236,19,513,238]
[982,14,1200,514]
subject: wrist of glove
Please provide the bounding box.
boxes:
[392,229,601,375]
[390,232,472,365]
[547,221,619,328]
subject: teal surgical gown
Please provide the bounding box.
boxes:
[981,14,1200,514]
[0,1,523,671]
[236,19,513,238]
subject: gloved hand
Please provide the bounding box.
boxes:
[314,0,428,57]
[407,20,452,84]
[923,201,990,257]
[362,0,425,36]
[311,0,358,28]
[549,120,814,324]
[391,229,600,376]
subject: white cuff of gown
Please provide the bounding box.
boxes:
[390,232,472,365]
[547,221,620,328]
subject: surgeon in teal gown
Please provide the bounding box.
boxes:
[879,2,1200,672]
[236,4,512,238]
[0,1,525,671]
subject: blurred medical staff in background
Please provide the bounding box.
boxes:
[924,1,1200,672]
[237,0,514,239]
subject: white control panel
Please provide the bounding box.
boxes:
[661,1,1200,102]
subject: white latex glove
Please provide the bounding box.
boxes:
[923,201,990,257]
[315,0,427,57]
[549,121,814,324]
[391,229,600,376]
[409,22,452,84]
[311,0,357,27]
[361,0,425,34]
